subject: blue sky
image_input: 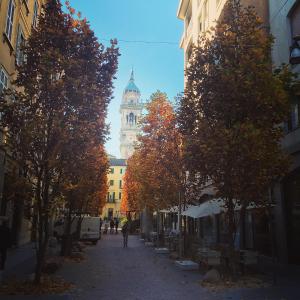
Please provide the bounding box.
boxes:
[68,0,184,157]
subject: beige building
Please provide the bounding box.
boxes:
[0,0,45,245]
[101,157,127,220]
[177,0,269,70]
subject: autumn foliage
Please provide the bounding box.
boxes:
[178,0,290,250]
[0,0,118,283]
[121,91,182,213]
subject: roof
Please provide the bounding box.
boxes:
[109,158,127,167]
[124,70,140,94]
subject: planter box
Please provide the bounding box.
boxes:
[154,248,169,254]
[145,242,154,247]
[197,249,221,266]
[175,260,199,270]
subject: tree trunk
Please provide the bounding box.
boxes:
[61,203,73,257]
[227,198,238,280]
[34,167,50,284]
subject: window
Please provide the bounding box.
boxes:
[186,43,193,63]
[119,192,122,200]
[110,168,114,174]
[110,180,114,186]
[120,168,123,174]
[286,96,300,132]
[5,0,15,41]
[129,112,134,125]
[290,3,300,38]
[32,0,39,28]
[198,14,203,33]
[16,25,25,66]
[203,0,209,31]
[107,192,110,201]
[0,68,8,92]
[119,180,122,189]
[185,4,192,37]
[113,192,115,200]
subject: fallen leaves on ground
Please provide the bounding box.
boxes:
[0,276,74,295]
[64,252,85,263]
[200,275,271,292]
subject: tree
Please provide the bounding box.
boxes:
[0,0,118,283]
[121,152,142,214]
[178,0,290,268]
[61,144,109,256]
[135,91,182,211]
[121,92,183,244]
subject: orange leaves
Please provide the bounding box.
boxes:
[123,92,183,211]
[179,0,290,208]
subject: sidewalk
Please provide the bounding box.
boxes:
[1,243,36,281]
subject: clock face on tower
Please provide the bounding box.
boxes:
[120,70,143,159]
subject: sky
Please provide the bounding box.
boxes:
[68,0,184,158]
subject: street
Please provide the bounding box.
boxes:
[59,234,213,300]
[57,234,300,300]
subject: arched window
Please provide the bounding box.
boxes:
[129,112,134,124]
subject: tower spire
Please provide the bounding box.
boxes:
[130,68,134,81]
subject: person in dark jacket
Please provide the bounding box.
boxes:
[115,218,119,234]
[121,221,129,248]
[110,219,115,234]
[0,221,11,270]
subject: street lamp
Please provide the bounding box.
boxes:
[290,36,300,65]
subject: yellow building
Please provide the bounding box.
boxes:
[101,157,127,220]
[0,0,45,245]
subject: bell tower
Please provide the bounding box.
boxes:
[120,70,143,159]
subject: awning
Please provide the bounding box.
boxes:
[182,199,265,219]
[160,205,194,214]
[160,206,179,213]
[182,199,225,219]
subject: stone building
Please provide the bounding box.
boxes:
[0,0,45,245]
[120,70,143,159]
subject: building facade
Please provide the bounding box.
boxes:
[269,0,300,264]
[0,0,45,245]
[101,157,127,220]
[177,0,269,71]
[177,0,300,265]
[120,70,143,159]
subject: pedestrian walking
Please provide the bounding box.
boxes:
[103,221,108,234]
[115,218,119,234]
[110,219,115,234]
[0,220,11,270]
[121,221,129,248]
[99,218,103,238]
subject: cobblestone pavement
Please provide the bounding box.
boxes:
[58,234,300,300]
